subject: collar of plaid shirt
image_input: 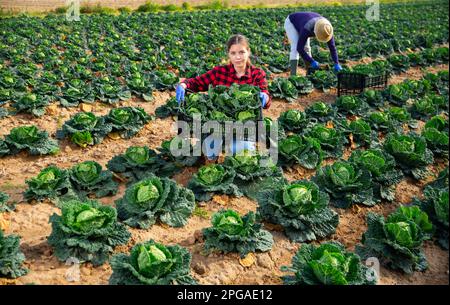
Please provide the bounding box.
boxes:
[227,63,252,79]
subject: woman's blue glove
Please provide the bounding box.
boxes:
[334,63,342,72]
[259,92,269,108]
[175,84,185,105]
[311,60,320,69]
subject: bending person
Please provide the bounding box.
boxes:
[284,12,342,75]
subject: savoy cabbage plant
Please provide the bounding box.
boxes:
[414,186,449,250]
[305,101,336,123]
[257,180,338,242]
[340,118,377,148]
[23,166,75,203]
[202,209,273,256]
[59,78,95,107]
[313,160,375,208]
[107,146,176,184]
[383,84,410,106]
[360,89,385,108]
[387,106,413,126]
[48,199,131,266]
[0,230,28,278]
[269,76,313,102]
[126,72,154,102]
[278,135,323,169]
[269,77,299,102]
[69,161,118,199]
[428,167,449,190]
[410,95,440,120]
[104,107,152,139]
[94,75,131,104]
[278,109,309,133]
[308,70,337,92]
[335,95,369,116]
[365,110,402,134]
[356,206,433,274]
[0,139,9,157]
[422,115,449,159]
[151,70,179,90]
[56,112,111,147]
[155,96,179,118]
[281,242,376,285]
[383,132,434,180]
[0,191,15,212]
[4,125,59,156]
[109,240,197,285]
[303,123,347,158]
[187,164,242,202]
[157,137,201,168]
[11,93,49,117]
[223,149,284,199]
[115,175,195,229]
[349,148,403,201]
[224,149,282,182]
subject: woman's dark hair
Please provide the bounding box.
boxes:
[226,34,251,66]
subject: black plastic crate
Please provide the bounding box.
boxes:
[337,71,388,96]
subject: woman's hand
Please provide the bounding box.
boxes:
[259,92,269,108]
[176,83,187,105]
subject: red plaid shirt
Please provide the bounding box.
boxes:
[183,63,271,109]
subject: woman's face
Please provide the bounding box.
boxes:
[228,43,250,70]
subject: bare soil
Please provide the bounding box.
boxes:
[0,61,448,285]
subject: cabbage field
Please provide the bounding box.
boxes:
[0,0,449,285]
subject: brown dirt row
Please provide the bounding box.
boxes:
[0,62,448,285]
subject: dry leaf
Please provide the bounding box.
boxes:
[79,103,93,113]
[349,133,357,150]
[108,132,122,140]
[0,213,10,231]
[212,194,229,206]
[351,204,362,214]
[160,223,170,229]
[112,172,128,183]
[46,104,58,116]
[217,154,226,164]
[239,253,256,267]
[326,121,334,129]
[0,278,17,285]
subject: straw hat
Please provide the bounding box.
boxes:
[314,18,333,43]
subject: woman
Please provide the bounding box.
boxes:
[284,12,342,76]
[175,34,271,159]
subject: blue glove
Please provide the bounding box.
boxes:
[311,60,320,69]
[259,92,269,108]
[175,84,185,105]
[334,63,342,72]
